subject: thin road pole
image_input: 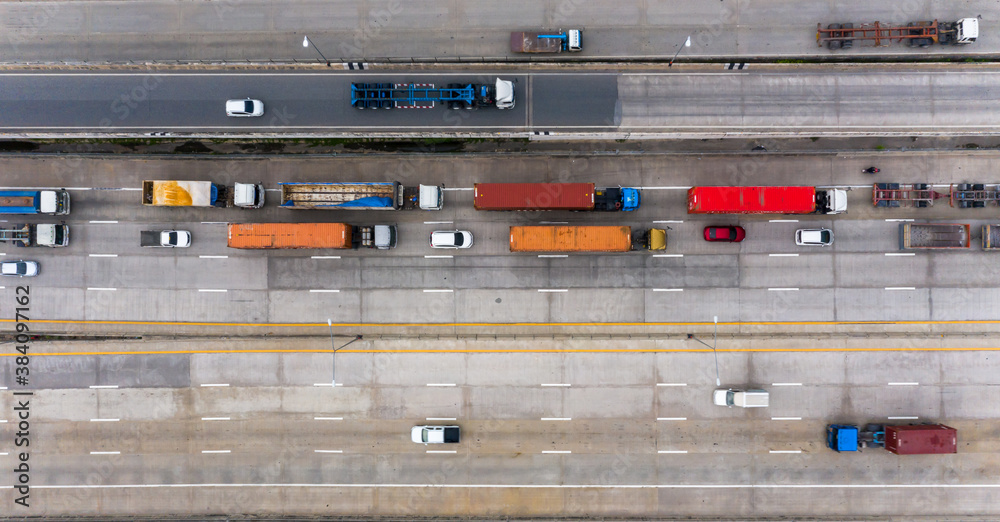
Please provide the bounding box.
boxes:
[668,36,692,67]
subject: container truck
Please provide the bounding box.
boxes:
[140,230,191,248]
[0,224,69,247]
[818,18,977,49]
[687,186,847,215]
[509,225,666,253]
[279,182,443,211]
[351,79,515,109]
[141,181,264,208]
[0,189,70,215]
[227,223,397,250]
[411,425,460,444]
[474,183,639,211]
[827,424,957,454]
[510,30,582,53]
[898,223,970,249]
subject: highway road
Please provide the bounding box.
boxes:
[2,152,1000,333]
[4,67,1000,137]
[0,0,997,63]
[1,338,998,518]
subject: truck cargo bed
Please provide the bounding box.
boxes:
[899,223,970,249]
[475,183,594,211]
[510,32,564,53]
[510,225,632,252]
[280,182,401,210]
[885,424,957,455]
[228,223,352,249]
[140,231,163,247]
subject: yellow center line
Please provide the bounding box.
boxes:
[5,346,1000,357]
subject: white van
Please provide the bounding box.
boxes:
[713,388,769,408]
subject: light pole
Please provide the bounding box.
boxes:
[328,318,362,387]
[668,35,692,67]
[303,36,331,67]
[687,316,721,386]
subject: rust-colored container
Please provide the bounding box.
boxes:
[227,223,351,249]
[509,225,632,252]
[475,183,595,211]
[884,424,957,455]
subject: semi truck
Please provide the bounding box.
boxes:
[687,186,847,215]
[509,225,666,253]
[0,224,69,247]
[510,30,582,53]
[141,181,265,208]
[827,424,957,454]
[0,189,70,215]
[818,18,977,49]
[227,223,397,250]
[351,79,515,109]
[474,183,639,211]
[140,230,191,248]
[279,182,443,211]
[898,223,970,249]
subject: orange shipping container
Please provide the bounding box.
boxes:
[509,225,632,252]
[227,223,351,249]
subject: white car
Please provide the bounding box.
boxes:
[1,260,39,277]
[430,230,473,249]
[226,98,264,117]
[411,425,460,444]
[795,228,833,246]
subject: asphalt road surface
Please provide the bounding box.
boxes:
[4,67,1000,137]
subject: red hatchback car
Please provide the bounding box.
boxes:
[704,226,746,242]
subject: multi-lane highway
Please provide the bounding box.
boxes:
[5,67,1000,137]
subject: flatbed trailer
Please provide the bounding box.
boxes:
[898,223,970,249]
[872,183,948,208]
[351,78,514,109]
[950,183,1000,208]
[818,18,978,49]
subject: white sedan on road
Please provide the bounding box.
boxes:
[1,260,38,277]
[226,98,264,117]
[430,230,473,249]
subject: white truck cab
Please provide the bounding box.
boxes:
[494,78,515,109]
[419,184,444,210]
[566,29,582,51]
[955,18,978,44]
[233,182,266,208]
[714,388,769,408]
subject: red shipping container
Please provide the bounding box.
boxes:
[884,424,957,455]
[475,183,595,211]
[687,186,818,214]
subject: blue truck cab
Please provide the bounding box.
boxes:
[827,424,859,452]
[594,187,640,211]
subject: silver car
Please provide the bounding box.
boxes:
[1,260,39,277]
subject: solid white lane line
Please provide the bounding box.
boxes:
[311,256,341,259]
[885,253,916,256]
[538,289,568,292]
[888,382,919,386]
[653,220,684,223]
[0,420,6,423]
[539,221,568,225]
[885,218,915,222]
[89,385,118,389]
[427,450,458,454]
[424,255,453,259]
[315,450,343,454]
[426,417,457,421]
[89,220,118,224]
[658,450,688,454]
[89,418,120,422]
[88,254,118,258]
[87,287,117,291]
[314,417,343,421]
[0,452,7,455]
[201,450,231,454]
[200,222,227,225]
[541,417,571,421]
[888,416,919,420]
[423,289,454,293]
[768,219,798,223]
[656,383,687,387]
[771,417,802,421]
[542,450,572,454]
[541,383,571,387]
[423,221,453,224]
[769,450,802,454]
[201,417,231,421]
[768,288,799,291]
[427,383,456,387]
[657,417,687,421]
[198,289,228,293]
[769,253,799,257]
[200,383,229,387]
[27,481,1000,490]
[309,289,340,293]
[538,255,568,258]
[652,254,683,258]
[199,255,229,259]
[90,451,120,455]
[312,383,344,387]
[443,187,473,191]
[885,287,916,291]
[771,383,802,386]
[652,288,683,292]
[640,186,691,190]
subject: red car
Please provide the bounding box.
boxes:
[704,226,746,242]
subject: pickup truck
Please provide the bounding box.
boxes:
[411,425,460,444]
[141,230,191,247]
